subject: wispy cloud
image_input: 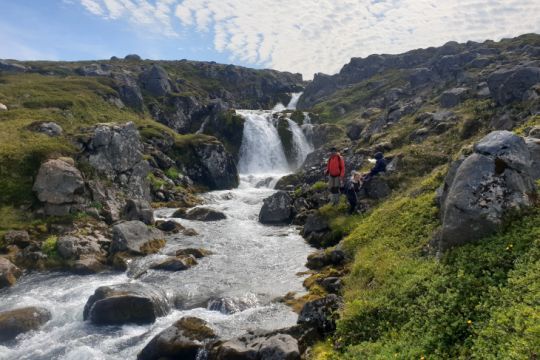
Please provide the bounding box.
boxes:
[77,0,540,78]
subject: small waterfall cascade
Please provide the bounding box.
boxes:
[236,92,314,175]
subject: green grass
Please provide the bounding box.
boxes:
[313,167,540,360]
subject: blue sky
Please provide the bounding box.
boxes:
[1,0,540,79]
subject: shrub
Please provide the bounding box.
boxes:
[42,235,58,256]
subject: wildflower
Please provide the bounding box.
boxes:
[467,319,473,326]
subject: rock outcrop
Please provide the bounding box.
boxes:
[174,207,227,221]
[32,158,85,216]
[488,65,540,105]
[259,191,293,224]
[138,317,216,360]
[83,283,170,325]
[56,235,103,260]
[297,294,342,335]
[139,64,171,97]
[435,131,537,251]
[0,307,51,342]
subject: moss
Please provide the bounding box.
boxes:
[140,238,166,255]
[311,181,327,192]
[41,235,58,256]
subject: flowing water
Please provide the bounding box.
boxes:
[0,96,316,360]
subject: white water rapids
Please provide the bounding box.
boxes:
[0,93,316,360]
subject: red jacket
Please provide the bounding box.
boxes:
[327,153,345,178]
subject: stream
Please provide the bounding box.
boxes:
[0,95,316,360]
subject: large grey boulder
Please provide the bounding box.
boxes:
[183,141,239,190]
[139,64,171,97]
[75,63,111,77]
[212,332,300,360]
[30,122,63,137]
[488,66,540,105]
[138,317,216,360]
[3,230,31,248]
[179,207,227,222]
[83,283,170,325]
[111,220,165,255]
[0,258,22,288]
[0,307,51,342]
[84,122,150,200]
[436,131,537,251]
[32,158,85,216]
[259,191,293,224]
[440,87,470,108]
[56,235,102,260]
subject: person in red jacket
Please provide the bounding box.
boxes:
[326,147,345,205]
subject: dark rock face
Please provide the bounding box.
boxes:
[138,317,216,360]
[83,122,151,200]
[139,64,171,97]
[488,66,540,105]
[183,141,239,190]
[111,220,165,255]
[150,95,203,133]
[297,294,342,334]
[436,131,537,252]
[440,87,470,108]
[123,199,155,225]
[149,256,197,271]
[56,235,103,260]
[0,307,51,342]
[212,332,300,360]
[156,220,185,233]
[32,158,85,216]
[83,283,170,325]
[112,73,144,111]
[363,177,391,199]
[525,137,540,180]
[259,191,293,224]
[306,248,345,270]
[0,258,22,288]
[409,67,435,87]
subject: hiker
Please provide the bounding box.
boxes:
[362,152,387,183]
[345,171,363,214]
[325,147,345,205]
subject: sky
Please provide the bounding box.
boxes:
[1,0,539,79]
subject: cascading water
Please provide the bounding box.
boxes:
[237,92,314,175]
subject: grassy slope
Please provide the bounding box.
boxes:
[0,72,211,236]
[305,35,540,360]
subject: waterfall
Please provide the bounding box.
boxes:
[286,118,314,169]
[237,110,290,174]
[236,103,313,175]
[286,92,303,110]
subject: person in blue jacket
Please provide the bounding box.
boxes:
[346,152,387,214]
[363,152,387,182]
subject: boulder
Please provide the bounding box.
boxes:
[32,158,85,215]
[177,207,227,221]
[139,64,171,97]
[440,87,470,108]
[84,122,150,200]
[0,307,51,342]
[0,103,7,111]
[346,121,363,140]
[72,256,106,275]
[150,95,203,134]
[3,230,31,248]
[364,177,391,199]
[138,317,216,360]
[175,248,212,258]
[110,220,165,255]
[488,66,540,105]
[124,54,142,61]
[306,248,345,270]
[56,235,102,260]
[0,258,22,288]
[297,294,342,334]
[83,283,170,325]
[436,131,536,251]
[31,122,63,137]
[156,220,185,233]
[123,199,155,225]
[259,191,293,224]
[75,63,111,77]
[212,332,300,360]
[149,256,197,271]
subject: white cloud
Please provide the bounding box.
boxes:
[78,0,540,79]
